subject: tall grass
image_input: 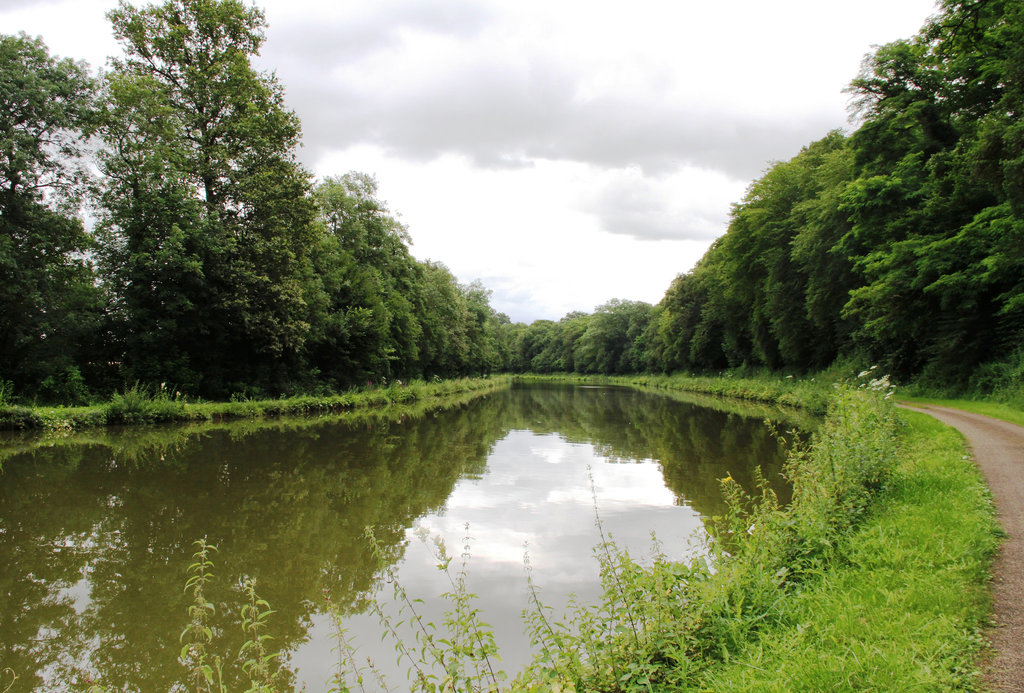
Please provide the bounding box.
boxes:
[105,382,191,424]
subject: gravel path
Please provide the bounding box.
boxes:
[900,404,1024,692]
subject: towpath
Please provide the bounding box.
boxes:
[900,404,1024,692]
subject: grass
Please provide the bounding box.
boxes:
[691,407,999,691]
[899,396,1024,429]
[0,376,510,432]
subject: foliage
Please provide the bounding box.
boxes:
[104,382,191,424]
[5,0,1024,406]
[305,175,509,388]
[96,0,320,397]
[0,32,103,402]
[630,0,1024,385]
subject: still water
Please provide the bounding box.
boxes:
[0,383,807,691]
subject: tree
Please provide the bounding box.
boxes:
[306,174,423,386]
[96,0,318,396]
[838,0,1024,380]
[0,33,101,402]
[574,299,653,374]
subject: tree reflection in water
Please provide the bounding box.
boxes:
[0,383,808,690]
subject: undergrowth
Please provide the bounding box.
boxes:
[901,346,1024,412]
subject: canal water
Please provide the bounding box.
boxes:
[0,383,807,691]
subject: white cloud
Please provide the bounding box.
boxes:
[581,166,741,242]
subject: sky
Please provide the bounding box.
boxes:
[1,0,940,323]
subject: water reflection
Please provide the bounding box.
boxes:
[0,384,805,691]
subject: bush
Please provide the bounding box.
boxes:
[38,365,92,406]
[104,383,189,424]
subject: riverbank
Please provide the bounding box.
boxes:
[498,379,1001,690]
[0,376,510,432]
[685,405,1000,690]
[4,373,1005,690]
[513,370,838,414]
[0,369,835,433]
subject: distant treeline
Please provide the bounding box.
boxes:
[512,0,1024,392]
[3,0,1022,404]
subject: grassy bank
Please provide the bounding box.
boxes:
[513,370,838,414]
[483,382,999,691]
[0,376,510,432]
[688,406,999,690]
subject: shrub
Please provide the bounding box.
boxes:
[104,383,188,424]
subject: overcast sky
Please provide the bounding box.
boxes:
[2,0,939,322]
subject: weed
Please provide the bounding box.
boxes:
[180,539,224,692]
[340,527,506,692]
[106,382,188,424]
[239,578,280,692]
[168,539,288,693]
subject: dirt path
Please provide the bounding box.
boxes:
[900,404,1024,692]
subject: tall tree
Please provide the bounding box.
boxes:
[840,0,1024,380]
[96,0,318,396]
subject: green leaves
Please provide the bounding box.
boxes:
[0,32,95,198]
[0,33,103,402]
[97,0,319,397]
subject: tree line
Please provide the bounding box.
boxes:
[2,0,513,403]
[3,0,1022,404]
[645,0,1024,386]
[512,0,1024,390]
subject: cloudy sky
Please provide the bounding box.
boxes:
[2,0,938,322]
